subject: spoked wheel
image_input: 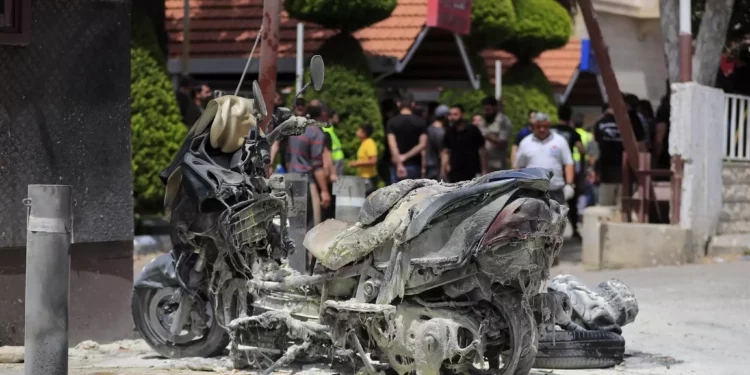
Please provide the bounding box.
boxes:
[451,294,538,375]
[132,287,229,359]
[492,294,538,375]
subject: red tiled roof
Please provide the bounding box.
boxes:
[482,39,582,89]
[164,0,425,59]
[165,0,579,86]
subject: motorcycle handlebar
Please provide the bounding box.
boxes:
[266,113,330,144]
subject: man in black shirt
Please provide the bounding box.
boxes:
[175,75,201,128]
[553,104,585,238]
[594,103,645,206]
[653,93,671,178]
[441,104,488,182]
[386,93,428,183]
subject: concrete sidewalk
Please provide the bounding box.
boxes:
[2,261,749,375]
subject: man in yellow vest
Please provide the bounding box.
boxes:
[574,115,595,209]
[324,109,345,178]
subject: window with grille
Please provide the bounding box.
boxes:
[0,0,31,46]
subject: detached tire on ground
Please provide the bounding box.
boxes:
[533,330,625,369]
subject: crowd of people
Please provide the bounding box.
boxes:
[173,77,672,234]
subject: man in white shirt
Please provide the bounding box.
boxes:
[513,112,575,204]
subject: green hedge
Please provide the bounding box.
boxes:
[439,88,491,120]
[498,0,572,60]
[300,33,384,174]
[439,50,493,119]
[439,61,558,145]
[468,0,516,49]
[285,0,397,32]
[131,9,186,214]
[502,61,558,138]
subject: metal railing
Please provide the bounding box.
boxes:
[724,94,750,161]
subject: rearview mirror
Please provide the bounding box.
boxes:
[253,81,267,118]
[310,55,325,92]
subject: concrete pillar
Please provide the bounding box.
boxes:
[581,206,617,270]
[284,173,309,273]
[669,83,725,260]
[333,176,367,223]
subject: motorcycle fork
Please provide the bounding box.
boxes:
[169,249,207,339]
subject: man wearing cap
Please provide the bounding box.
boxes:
[514,112,575,205]
[424,104,449,180]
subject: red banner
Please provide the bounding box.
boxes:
[426,0,472,35]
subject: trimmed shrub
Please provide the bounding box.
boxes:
[468,0,516,49]
[501,61,559,139]
[439,87,492,120]
[301,34,384,173]
[440,62,558,157]
[131,9,186,214]
[285,0,398,32]
[499,0,572,60]
[439,51,493,119]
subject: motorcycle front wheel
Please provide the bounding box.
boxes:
[132,287,229,359]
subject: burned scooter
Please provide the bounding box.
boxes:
[132,55,328,359]
[133,55,570,375]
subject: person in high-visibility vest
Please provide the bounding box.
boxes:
[324,110,346,178]
[574,127,592,165]
[575,119,595,209]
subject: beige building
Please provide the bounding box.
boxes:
[573,0,668,106]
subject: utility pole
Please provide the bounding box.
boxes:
[679,0,692,82]
[181,0,190,75]
[259,0,281,131]
[576,0,640,172]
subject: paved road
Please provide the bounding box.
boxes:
[2,261,749,375]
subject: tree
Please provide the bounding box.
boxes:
[441,0,570,139]
[284,0,394,170]
[285,0,397,33]
[301,34,384,164]
[661,0,736,86]
[131,7,186,214]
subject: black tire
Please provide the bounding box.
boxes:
[493,294,539,375]
[533,330,625,369]
[132,287,229,359]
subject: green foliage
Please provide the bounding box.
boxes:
[131,9,186,214]
[468,0,516,49]
[301,34,384,173]
[502,61,558,138]
[285,0,397,32]
[498,0,572,60]
[439,88,491,120]
[438,50,493,119]
[439,62,558,164]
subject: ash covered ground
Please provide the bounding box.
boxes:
[2,260,749,375]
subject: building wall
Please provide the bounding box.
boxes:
[719,162,750,234]
[0,0,134,345]
[599,13,668,105]
[574,10,668,105]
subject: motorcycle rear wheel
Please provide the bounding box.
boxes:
[487,294,539,375]
[132,287,229,359]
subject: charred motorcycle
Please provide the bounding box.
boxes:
[133,56,569,375]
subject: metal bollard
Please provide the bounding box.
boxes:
[24,185,73,375]
[284,173,309,273]
[333,176,367,223]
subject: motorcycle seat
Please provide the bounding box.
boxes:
[304,183,446,271]
[358,179,440,226]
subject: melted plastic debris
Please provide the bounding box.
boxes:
[548,275,639,334]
